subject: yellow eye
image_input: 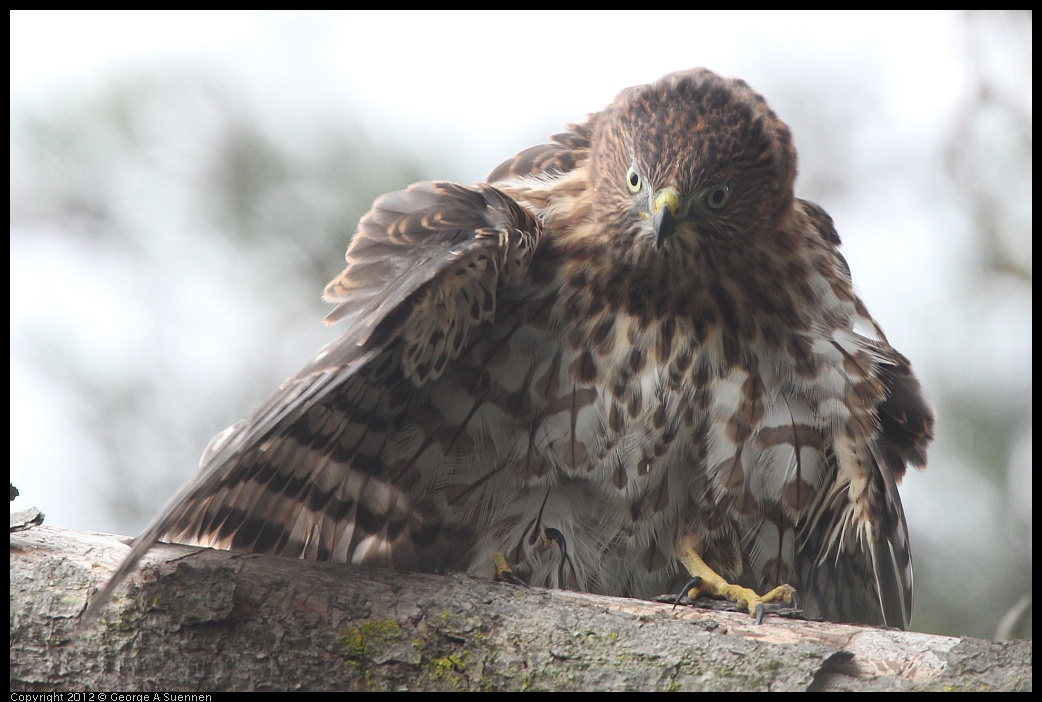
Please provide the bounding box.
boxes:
[626,164,642,194]
[703,183,731,210]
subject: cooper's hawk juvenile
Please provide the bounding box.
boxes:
[89,68,933,628]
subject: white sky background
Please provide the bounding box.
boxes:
[12,11,967,170]
[10,11,1031,637]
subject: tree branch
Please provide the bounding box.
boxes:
[11,523,1031,691]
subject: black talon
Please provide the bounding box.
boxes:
[754,602,766,625]
[544,527,567,554]
[673,576,704,609]
[544,527,576,587]
[500,570,530,588]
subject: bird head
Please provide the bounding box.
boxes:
[590,68,799,253]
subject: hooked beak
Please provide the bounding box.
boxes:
[652,187,680,249]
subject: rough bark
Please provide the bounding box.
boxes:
[10,522,1031,692]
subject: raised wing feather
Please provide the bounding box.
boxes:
[486,125,591,183]
[85,181,543,619]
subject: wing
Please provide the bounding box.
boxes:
[486,123,591,183]
[795,345,933,628]
[729,201,933,628]
[794,204,934,627]
[86,181,543,619]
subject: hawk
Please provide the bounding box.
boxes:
[90,68,933,628]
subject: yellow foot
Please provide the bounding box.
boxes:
[676,537,797,624]
[492,551,528,587]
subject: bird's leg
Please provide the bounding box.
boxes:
[493,527,569,588]
[675,534,797,623]
[492,551,528,587]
